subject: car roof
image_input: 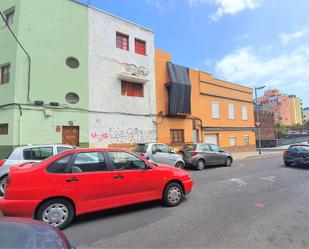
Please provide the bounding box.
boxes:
[0,217,72,249]
[15,144,74,150]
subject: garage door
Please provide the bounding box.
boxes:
[205,134,218,145]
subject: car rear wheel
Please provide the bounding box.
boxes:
[175,161,185,169]
[0,175,8,196]
[36,198,74,230]
[196,160,205,171]
[284,161,291,166]
[163,182,183,207]
[225,157,233,167]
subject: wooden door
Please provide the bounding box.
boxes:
[62,126,80,146]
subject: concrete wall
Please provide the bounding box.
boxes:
[0,0,89,159]
[88,8,156,148]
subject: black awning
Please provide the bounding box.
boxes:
[166,62,191,116]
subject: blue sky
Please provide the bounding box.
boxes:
[79,0,309,107]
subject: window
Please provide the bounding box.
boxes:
[198,144,211,151]
[170,129,184,143]
[242,105,248,120]
[135,39,146,55]
[230,136,237,146]
[109,152,147,170]
[72,152,107,173]
[116,32,129,51]
[47,155,72,174]
[155,144,173,154]
[212,102,220,119]
[23,147,53,160]
[57,146,73,154]
[5,9,14,26]
[66,57,79,69]
[65,92,79,104]
[121,81,143,97]
[0,124,8,135]
[244,135,249,145]
[209,144,220,152]
[0,64,10,84]
[228,104,235,120]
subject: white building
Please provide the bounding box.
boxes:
[88,8,157,148]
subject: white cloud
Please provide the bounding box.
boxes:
[146,0,175,13]
[280,29,307,45]
[188,0,263,21]
[215,44,309,90]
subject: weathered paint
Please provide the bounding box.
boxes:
[88,8,157,148]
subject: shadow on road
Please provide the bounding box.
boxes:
[71,200,163,226]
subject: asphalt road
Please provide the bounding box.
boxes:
[60,153,309,249]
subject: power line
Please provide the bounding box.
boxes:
[0,10,32,102]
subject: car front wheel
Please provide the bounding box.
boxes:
[225,157,233,167]
[36,198,74,230]
[0,175,8,196]
[163,182,183,207]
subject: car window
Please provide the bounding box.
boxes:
[156,144,172,153]
[23,147,53,160]
[152,144,157,154]
[289,146,300,152]
[57,146,72,154]
[72,152,107,173]
[300,146,309,152]
[47,155,73,174]
[198,144,211,151]
[109,152,147,170]
[209,144,220,152]
[134,144,148,153]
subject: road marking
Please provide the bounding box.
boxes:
[260,176,276,182]
[228,178,246,187]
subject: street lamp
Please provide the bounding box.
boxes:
[255,85,266,154]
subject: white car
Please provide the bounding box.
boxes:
[134,143,185,168]
[0,144,74,195]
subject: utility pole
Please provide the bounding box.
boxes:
[255,85,266,154]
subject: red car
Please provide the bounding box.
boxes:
[0,148,193,229]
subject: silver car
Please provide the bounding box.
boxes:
[0,144,74,195]
[183,143,233,171]
[134,143,185,168]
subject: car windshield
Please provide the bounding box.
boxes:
[134,144,148,153]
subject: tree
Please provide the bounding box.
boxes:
[275,123,288,139]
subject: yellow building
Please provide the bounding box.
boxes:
[155,49,256,152]
[289,95,303,125]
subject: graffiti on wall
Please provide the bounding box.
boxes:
[90,118,156,145]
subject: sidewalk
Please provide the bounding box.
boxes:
[233,150,282,160]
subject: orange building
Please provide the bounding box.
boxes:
[155,49,256,152]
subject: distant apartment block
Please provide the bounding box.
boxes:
[304,107,309,125]
[258,89,303,126]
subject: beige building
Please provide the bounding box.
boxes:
[289,95,303,125]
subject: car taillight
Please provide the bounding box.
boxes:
[141,153,145,157]
[0,160,5,167]
[191,152,198,156]
[284,150,290,157]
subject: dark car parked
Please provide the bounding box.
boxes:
[183,143,233,170]
[0,217,75,249]
[283,144,309,166]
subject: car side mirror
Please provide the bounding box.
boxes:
[219,149,225,153]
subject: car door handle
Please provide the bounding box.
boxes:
[114,175,124,179]
[66,177,79,183]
